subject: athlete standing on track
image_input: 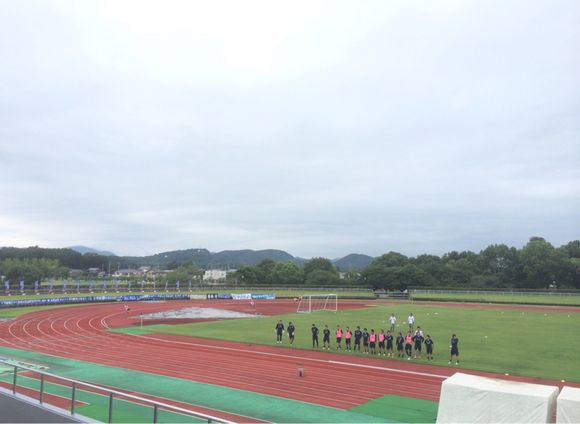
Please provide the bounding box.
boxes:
[287,321,295,345]
[275,320,285,344]
[345,326,352,352]
[425,335,434,361]
[362,328,370,354]
[396,332,404,357]
[369,329,376,355]
[405,331,413,359]
[378,329,386,356]
[322,325,331,350]
[353,326,362,352]
[311,323,319,348]
[413,329,423,359]
[386,330,394,357]
[449,334,459,365]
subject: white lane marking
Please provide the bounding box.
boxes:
[134,334,448,380]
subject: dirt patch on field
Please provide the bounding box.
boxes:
[140,307,258,320]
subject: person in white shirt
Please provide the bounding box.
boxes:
[408,313,415,331]
[414,326,424,338]
[389,313,397,332]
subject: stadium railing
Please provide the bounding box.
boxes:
[410,289,580,297]
[0,359,235,424]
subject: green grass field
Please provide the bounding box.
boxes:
[123,303,580,382]
[411,292,580,306]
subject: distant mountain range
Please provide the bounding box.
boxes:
[68,246,374,271]
[68,246,116,256]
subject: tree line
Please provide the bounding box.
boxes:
[1,238,579,290]
[234,238,580,289]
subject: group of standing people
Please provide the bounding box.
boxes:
[275,313,459,364]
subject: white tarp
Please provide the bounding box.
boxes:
[557,386,580,423]
[437,373,559,423]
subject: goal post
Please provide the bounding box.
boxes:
[296,294,338,313]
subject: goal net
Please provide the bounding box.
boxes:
[297,294,338,313]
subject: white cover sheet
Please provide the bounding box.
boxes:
[557,386,580,423]
[436,373,559,423]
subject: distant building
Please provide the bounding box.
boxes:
[87,268,101,275]
[203,270,227,281]
[69,269,84,278]
[113,269,140,277]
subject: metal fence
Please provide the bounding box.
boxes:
[2,284,373,297]
[0,359,234,423]
[410,289,580,297]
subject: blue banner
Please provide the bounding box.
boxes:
[251,293,276,300]
[0,293,191,308]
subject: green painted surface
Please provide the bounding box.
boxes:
[0,374,200,423]
[117,304,580,382]
[351,395,438,423]
[0,347,389,423]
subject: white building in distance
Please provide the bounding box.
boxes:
[203,270,228,281]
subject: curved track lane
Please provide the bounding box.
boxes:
[1,300,578,416]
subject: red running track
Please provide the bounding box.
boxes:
[0,300,578,418]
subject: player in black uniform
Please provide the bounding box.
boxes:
[362,328,370,354]
[413,330,423,358]
[424,335,434,360]
[287,321,295,345]
[353,326,362,352]
[386,330,394,357]
[396,332,404,357]
[311,324,319,348]
[449,334,459,365]
[275,320,284,344]
[322,325,331,350]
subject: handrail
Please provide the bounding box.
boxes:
[0,359,235,423]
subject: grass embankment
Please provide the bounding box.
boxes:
[411,292,580,306]
[129,303,580,382]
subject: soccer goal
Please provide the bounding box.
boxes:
[296,294,338,313]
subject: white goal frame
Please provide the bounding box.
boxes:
[296,294,338,313]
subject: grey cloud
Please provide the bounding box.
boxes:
[0,1,579,258]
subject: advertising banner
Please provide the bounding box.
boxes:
[251,293,276,300]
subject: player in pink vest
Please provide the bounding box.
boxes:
[369,329,377,355]
[378,330,386,356]
[336,325,343,350]
[345,327,352,352]
[405,332,413,360]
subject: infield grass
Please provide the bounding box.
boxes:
[127,303,580,382]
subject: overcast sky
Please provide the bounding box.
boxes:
[0,1,578,259]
